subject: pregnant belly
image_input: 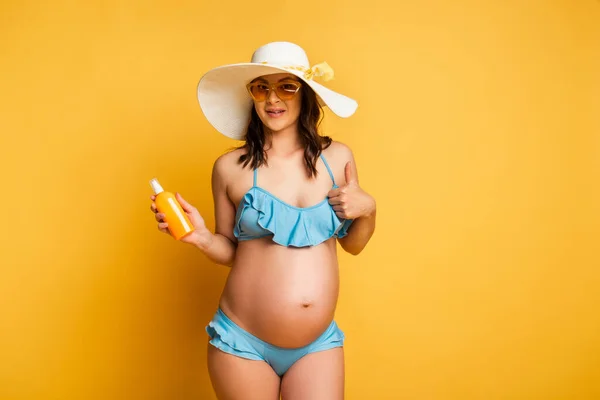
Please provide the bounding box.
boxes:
[220,237,340,348]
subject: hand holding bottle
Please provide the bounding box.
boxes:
[149,178,211,247]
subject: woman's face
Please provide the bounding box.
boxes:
[248,73,302,134]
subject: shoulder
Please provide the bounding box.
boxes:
[322,140,354,164]
[212,147,246,183]
[213,147,246,173]
[321,140,357,185]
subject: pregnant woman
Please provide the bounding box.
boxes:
[150,41,376,400]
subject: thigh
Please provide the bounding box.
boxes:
[207,343,281,400]
[280,347,345,400]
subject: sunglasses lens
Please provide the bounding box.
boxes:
[275,82,300,100]
[249,83,269,101]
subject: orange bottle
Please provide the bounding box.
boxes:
[149,178,194,240]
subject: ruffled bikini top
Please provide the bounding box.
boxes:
[233,154,353,247]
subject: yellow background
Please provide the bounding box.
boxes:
[1,0,598,399]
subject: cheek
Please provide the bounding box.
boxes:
[254,104,268,122]
[288,98,302,120]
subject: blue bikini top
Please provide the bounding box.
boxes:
[233,154,353,247]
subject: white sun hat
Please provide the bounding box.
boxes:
[196,41,358,140]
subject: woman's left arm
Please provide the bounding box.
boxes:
[327,149,376,255]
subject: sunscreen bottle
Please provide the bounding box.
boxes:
[150,178,194,240]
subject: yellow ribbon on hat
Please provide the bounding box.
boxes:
[264,61,335,81]
[303,62,334,81]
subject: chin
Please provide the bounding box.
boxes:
[263,117,297,133]
[266,122,291,133]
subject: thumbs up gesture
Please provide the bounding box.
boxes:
[327,161,376,220]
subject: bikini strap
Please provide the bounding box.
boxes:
[320,154,337,187]
[253,168,258,186]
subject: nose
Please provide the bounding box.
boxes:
[266,86,281,104]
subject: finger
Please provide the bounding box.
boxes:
[335,211,346,219]
[155,213,165,222]
[344,161,358,185]
[175,192,194,212]
[158,222,169,230]
[333,205,346,212]
[150,203,157,213]
[327,188,341,198]
[328,197,343,205]
[150,195,156,201]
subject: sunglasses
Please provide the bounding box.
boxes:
[246,80,302,102]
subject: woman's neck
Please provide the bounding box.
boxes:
[265,125,303,157]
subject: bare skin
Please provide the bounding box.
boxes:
[216,142,349,347]
[150,73,376,399]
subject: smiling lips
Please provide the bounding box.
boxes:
[266,109,286,118]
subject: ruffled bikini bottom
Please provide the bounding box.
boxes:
[205,307,345,376]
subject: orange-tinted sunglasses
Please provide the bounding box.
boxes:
[246,80,302,102]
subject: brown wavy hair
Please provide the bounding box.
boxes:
[236,82,332,179]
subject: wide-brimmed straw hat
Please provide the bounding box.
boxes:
[196,41,358,140]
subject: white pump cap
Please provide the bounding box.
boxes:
[149,178,164,195]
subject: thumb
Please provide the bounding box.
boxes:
[344,161,358,185]
[176,192,193,212]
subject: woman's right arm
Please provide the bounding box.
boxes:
[192,155,238,267]
[151,154,238,266]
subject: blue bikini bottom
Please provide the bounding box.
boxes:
[205,308,345,376]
